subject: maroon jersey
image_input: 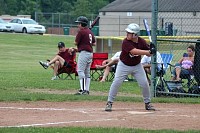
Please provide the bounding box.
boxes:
[58,48,74,63]
[75,28,95,52]
[120,37,150,66]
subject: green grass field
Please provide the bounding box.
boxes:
[0,33,199,132]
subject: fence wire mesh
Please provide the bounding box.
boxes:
[35,12,98,35]
[156,39,200,97]
[158,0,200,36]
[154,0,200,97]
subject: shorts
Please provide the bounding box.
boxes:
[64,61,71,68]
[172,63,190,77]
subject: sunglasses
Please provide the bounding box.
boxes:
[187,50,193,52]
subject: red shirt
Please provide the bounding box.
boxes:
[75,28,96,52]
[120,37,150,66]
[58,48,75,63]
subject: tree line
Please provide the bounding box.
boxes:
[0,0,114,19]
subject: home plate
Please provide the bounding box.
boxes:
[127,111,154,115]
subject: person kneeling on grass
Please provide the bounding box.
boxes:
[39,42,76,80]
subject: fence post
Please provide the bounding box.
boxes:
[151,0,158,97]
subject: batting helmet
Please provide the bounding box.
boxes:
[125,23,140,34]
[75,16,88,26]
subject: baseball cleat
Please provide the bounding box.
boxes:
[74,90,83,95]
[145,102,155,111]
[82,90,89,95]
[105,101,112,112]
[75,90,89,95]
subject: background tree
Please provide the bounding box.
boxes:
[0,0,112,25]
[18,0,37,17]
[1,0,18,15]
[71,0,108,20]
[0,0,111,17]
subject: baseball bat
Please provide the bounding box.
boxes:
[143,19,152,43]
[89,16,100,30]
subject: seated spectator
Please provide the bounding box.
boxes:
[171,45,195,81]
[39,42,76,80]
[141,51,163,85]
[96,51,121,82]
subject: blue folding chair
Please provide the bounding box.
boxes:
[156,53,173,92]
[160,53,174,73]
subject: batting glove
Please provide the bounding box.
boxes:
[149,42,156,55]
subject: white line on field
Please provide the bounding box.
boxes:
[146,114,197,118]
[0,106,131,111]
[0,106,70,111]
[0,106,106,112]
[0,118,119,128]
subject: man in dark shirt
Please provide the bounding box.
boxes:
[39,42,76,80]
[105,23,156,111]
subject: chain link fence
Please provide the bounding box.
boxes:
[34,12,98,35]
[154,0,200,97]
[158,0,200,36]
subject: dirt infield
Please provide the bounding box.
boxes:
[0,101,200,131]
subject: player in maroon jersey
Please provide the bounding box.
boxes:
[105,23,156,111]
[72,16,96,95]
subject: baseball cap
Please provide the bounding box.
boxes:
[58,42,65,48]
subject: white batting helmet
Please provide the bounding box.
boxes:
[125,23,140,34]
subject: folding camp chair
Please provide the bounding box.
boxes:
[168,53,195,89]
[156,53,174,92]
[53,52,78,80]
[157,53,194,96]
[90,53,108,81]
[57,60,77,80]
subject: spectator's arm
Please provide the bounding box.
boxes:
[178,57,183,64]
[106,59,119,67]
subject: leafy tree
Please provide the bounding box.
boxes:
[1,0,18,15]
[0,0,112,16]
[71,0,91,17]
[0,0,113,24]
[18,0,37,18]
[40,0,73,13]
[71,0,108,19]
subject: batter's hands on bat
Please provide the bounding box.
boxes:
[149,42,156,55]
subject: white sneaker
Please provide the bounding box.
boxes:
[51,76,59,80]
[39,61,49,69]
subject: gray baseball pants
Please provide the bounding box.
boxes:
[77,51,93,79]
[107,60,151,104]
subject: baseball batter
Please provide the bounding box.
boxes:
[105,23,156,111]
[73,16,96,95]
